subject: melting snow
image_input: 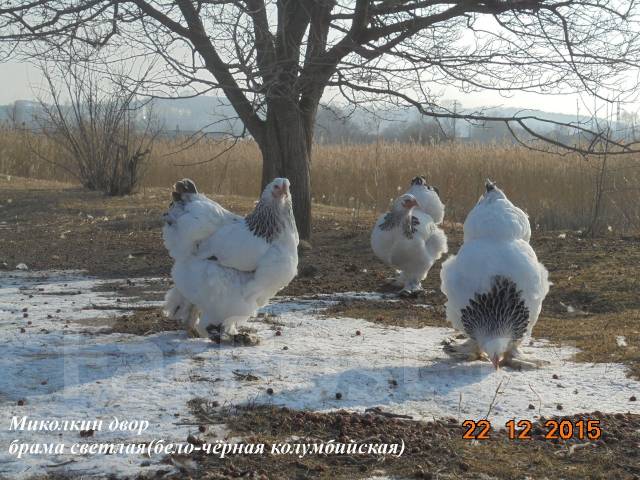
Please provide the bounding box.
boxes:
[0,271,638,479]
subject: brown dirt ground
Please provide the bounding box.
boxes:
[168,403,640,480]
[2,176,640,479]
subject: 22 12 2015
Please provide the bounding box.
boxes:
[462,419,602,441]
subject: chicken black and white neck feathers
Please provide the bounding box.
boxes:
[378,206,420,238]
[245,190,296,244]
[372,193,448,293]
[195,178,298,272]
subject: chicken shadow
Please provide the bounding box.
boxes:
[253,359,496,412]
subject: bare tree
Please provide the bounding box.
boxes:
[35,61,158,195]
[3,1,640,238]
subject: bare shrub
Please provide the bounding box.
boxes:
[34,62,157,196]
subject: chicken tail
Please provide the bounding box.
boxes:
[460,276,530,342]
[425,227,448,260]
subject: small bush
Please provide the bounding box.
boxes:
[34,62,156,196]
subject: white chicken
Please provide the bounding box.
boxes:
[162,178,299,341]
[405,176,445,224]
[371,193,448,296]
[440,180,549,369]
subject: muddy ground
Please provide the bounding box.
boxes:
[1,176,639,479]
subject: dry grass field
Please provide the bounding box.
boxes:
[2,127,640,233]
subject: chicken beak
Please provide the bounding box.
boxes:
[491,355,501,370]
[282,182,289,197]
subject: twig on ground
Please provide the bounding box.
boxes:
[46,460,77,468]
[232,370,260,381]
[364,407,413,419]
[529,383,543,417]
[484,378,507,419]
[554,441,593,456]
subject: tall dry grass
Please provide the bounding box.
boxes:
[2,126,639,232]
[0,128,63,179]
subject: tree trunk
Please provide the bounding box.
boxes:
[258,100,312,240]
